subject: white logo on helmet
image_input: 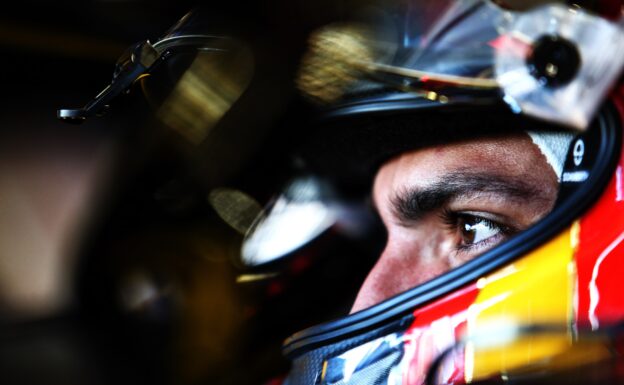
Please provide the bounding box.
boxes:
[573,139,585,166]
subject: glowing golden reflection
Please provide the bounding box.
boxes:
[296,23,375,104]
[143,40,254,144]
[235,273,279,283]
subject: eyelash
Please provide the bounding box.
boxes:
[440,209,514,252]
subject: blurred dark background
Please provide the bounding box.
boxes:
[0,1,381,385]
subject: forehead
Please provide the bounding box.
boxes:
[372,133,553,201]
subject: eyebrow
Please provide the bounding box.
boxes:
[390,171,547,223]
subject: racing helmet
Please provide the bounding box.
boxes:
[279,1,624,384]
[56,1,624,384]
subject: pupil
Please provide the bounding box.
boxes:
[462,218,478,244]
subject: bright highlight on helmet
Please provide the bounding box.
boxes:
[241,177,337,266]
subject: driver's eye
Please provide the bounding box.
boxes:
[458,215,502,246]
[445,213,518,253]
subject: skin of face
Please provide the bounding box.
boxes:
[350,133,559,313]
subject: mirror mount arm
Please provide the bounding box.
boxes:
[57,40,163,124]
